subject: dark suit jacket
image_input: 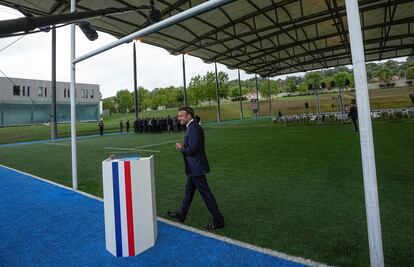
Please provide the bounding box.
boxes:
[180,120,210,177]
[348,105,358,120]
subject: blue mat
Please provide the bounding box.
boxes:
[0,166,306,267]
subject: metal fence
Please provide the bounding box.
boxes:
[0,102,99,126]
[272,108,414,124]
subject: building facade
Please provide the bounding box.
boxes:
[0,77,100,126]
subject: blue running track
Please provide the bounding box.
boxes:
[0,166,308,267]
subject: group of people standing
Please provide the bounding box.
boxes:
[98,115,201,136]
[131,116,184,134]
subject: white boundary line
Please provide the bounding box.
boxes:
[104,147,138,151]
[0,164,330,267]
[104,147,161,153]
[104,139,181,152]
[136,149,161,153]
[134,140,181,149]
[44,142,70,146]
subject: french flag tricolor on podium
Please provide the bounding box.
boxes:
[102,157,157,257]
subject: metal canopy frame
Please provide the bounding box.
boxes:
[1,0,413,77]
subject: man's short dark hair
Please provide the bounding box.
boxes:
[178,106,195,118]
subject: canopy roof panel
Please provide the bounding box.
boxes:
[1,0,413,76]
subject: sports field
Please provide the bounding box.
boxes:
[0,120,413,266]
[1,86,413,145]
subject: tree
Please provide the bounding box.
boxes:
[102,97,116,115]
[116,89,134,113]
[188,75,205,106]
[203,71,216,108]
[384,60,399,75]
[322,75,334,90]
[137,87,150,111]
[406,65,414,80]
[377,67,392,87]
[285,78,297,92]
[217,71,230,98]
[333,71,352,88]
[258,79,279,97]
[304,71,323,89]
[366,63,381,82]
[229,85,249,99]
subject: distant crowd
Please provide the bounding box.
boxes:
[98,115,201,136]
[130,116,182,134]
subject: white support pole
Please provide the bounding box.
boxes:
[73,0,232,64]
[255,74,260,120]
[214,62,221,123]
[268,77,272,117]
[316,87,320,124]
[345,1,384,266]
[339,86,345,123]
[70,0,78,190]
[237,68,243,120]
[182,54,188,106]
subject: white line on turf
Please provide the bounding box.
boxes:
[135,140,181,149]
[137,149,161,153]
[104,140,180,152]
[44,142,70,146]
[0,164,330,267]
[104,147,137,151]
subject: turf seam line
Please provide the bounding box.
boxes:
[0,164,330,267]
[134,140,181,149]
[0,132,124,148]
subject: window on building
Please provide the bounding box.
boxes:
[68,89,70,98]
[38,87,43,97]
[13,85,21,96]
[90,90,94,98]
[64,89,66,98]
[27,86,30,97]
[81,89,85,98]
[22,86,25,96]
[85,89,89,98]
[45,87,47,97]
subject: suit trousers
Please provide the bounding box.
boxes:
[179,175,224,225]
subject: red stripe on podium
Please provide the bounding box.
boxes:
[124,161,135,256]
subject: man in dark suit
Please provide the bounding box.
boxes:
[98,120,104,136]
[167,106,225,230]
[348,99,358,132]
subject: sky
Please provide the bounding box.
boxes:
[0,6,260,98]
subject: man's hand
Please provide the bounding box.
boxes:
[175,143,183,151]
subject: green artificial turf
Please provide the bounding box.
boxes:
[0,121,413,266]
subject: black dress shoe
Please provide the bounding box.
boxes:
[167,210,185,222]
[203,222,225,230]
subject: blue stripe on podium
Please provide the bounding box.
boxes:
[111,162,123,257]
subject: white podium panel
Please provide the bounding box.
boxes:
[102,156,157,257]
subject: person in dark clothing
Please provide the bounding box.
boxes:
[126,120,130,132]
[167,115,173,133]
[120,120,124,133]
[167,106,224,230]
[348,99,358,131]
[133,119,139,133]
[98,120,104,136]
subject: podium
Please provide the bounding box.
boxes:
[102,156,157,257]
